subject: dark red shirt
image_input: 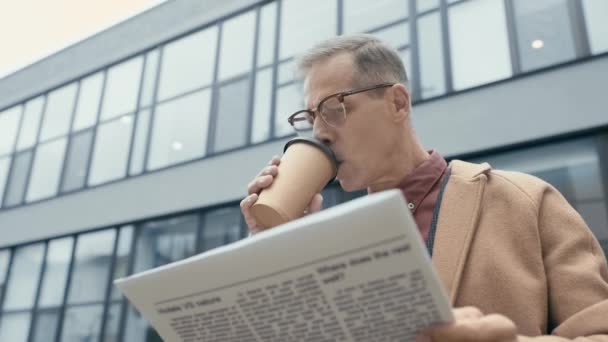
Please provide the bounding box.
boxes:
[396,151,447,242]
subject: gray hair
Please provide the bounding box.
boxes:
[295,34,408,89]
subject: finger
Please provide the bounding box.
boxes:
[425,313,516,342]
[247,175,274,195]
[306,193,323,214]
[240,194,260,230]
[453,306,484,321]
[267,155,281,166]
[257,165,278,178]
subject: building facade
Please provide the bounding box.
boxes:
[0,0,607,340]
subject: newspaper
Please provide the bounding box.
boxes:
[115,189,454,341]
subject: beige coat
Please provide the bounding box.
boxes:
[432,161,608,341]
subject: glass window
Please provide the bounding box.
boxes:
[31,309,60,342]
[73,72,103,131]
[101,57,143,121]
[38,237,74,308]
[60,305,104,342]
[322,186,340,208]
[26,138,67,202]
[344,0,409,34]
[274,83,301,137]
[0,157,10,207]
[418,12,446,98]
[0,105,22,156]
[371,22,410,49]
[0,250,11,296]
[417,0,438,13]
[61,129,94,192]
[40,83,78,142]
[201,207,243,252]
[582,0,608,54]
[251,68,273,143]
[2,243,45,310]
[102,303,122,342]
[3,150,33,207]
[110,226,134,301]
[513,0,577,72]
[449,0,512,90]
[257,3,277,67]
[277,60,296,85]
[148,90,211,170]
[140,49,160,108]
[129,109,150,176]
[68,230,116,304]
[0,312,31,342]
[133,215,198,273]
[16,97,44,151]
[280,0,337,59]
[158,27,218,101]
[213,78,251,153]
[88,115,134,186]
[218,11,256,80]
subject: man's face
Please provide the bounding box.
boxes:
[305,53,398,192]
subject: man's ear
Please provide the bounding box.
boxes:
[390,83,410,122]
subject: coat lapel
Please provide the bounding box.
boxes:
[432,160,490,304]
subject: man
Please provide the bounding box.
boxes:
[240,35,608,341]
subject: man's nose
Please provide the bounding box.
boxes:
[313,116,332,145]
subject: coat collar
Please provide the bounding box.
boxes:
[431,160,491,304]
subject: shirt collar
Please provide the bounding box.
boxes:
[398,150,447,212]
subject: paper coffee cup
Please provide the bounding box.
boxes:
[251,137,338,228]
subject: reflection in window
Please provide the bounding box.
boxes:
[0,312,31,342]
[280,0,336,59]
[371,22,410,49]
[31,309,60,342]
[148,90,211,170]
[38,237,74,308]
[418,12,446,98]
[129,109,151,176]
[0,250,11,296]
[0,157,10,207]
[469,138,608,243]
[3,150,33,207]
[140,50,160,108]
[513,0,576,72]
[219,11,256,80]
[274,83,301,137]
[133,215,198,273]
[88,115,134,186]
[67,230,116,304]
[2,243,44,310]
[251,68,273,143]
[40,83,78,142]
[582,0,608,54]
[0,105,22,156]
[201,207,243,252]
[61,305,105,342]
[449,0,512,90]
[344,0,409,34]
[101,57,143,121]
[158,27,218,101]
[26,138,68,202]
[61,129,94,192]
[257,3,277,67]
[213,78,251,152]
[16,97,44,151]
[73,72,103,131]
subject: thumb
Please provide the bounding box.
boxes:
[307,193,323,214]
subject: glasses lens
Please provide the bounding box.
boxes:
[290,111,314,131]
[320,96,346,127]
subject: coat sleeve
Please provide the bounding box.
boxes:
[520,183,608,341]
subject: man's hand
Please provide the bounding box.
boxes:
[416,307,518,342]
[240,155,323,235]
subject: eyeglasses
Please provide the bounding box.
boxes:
[287,83,395,131]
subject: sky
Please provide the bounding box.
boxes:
[0,0,167,79]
